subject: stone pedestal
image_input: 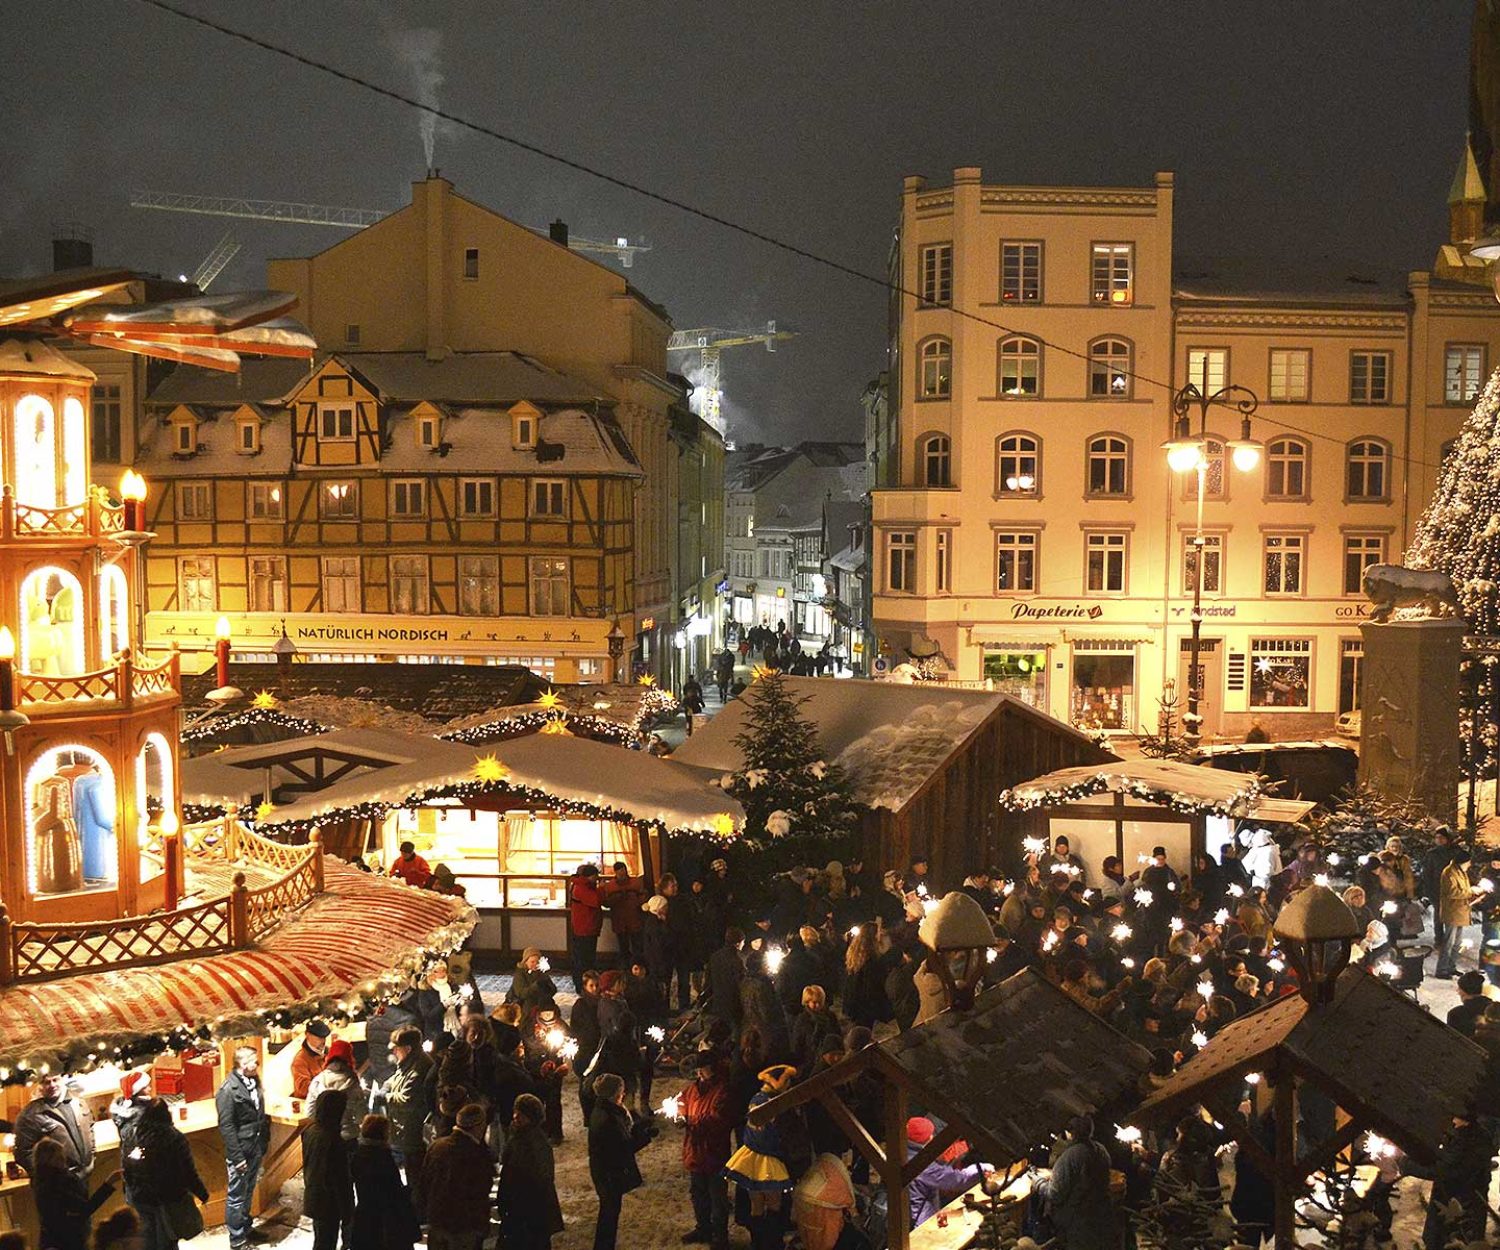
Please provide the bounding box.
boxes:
[1357,620,1465,824]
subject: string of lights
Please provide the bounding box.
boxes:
[130,0,1463,476]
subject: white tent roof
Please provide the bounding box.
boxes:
[1001,758,1315,823]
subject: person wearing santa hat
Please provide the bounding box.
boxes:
[307,1039,369,1142]
[109,1072,152,1205]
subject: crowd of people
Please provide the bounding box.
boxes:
[9,821,1500,1250]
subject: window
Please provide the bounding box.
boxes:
[391,479,427,518]
[918,338,952,399]
[173,421,196,454]
[237,421,258,453]
[996,432,1039,494]
[1269,349,1311,402]
[248,482,283,520]
[1091,243,1133,305]
[1000,242,1041,303]
[1184,533,1223,594]
[530,557,570,615]
[531,479,567,517]
[321,557,360,611]
[179,557,214,612]
[459,555,500,616]
[935,530,952,593]
[1250,638,1312,709]
[887,531,916,592]
[995,531,1037,592]
[1349,351,1391,404]
[1339,638,1364,716]
[91,384,121,463]
[1343,533,1386,595]
[1446,345,1484,404]
[1085,531,1128,592]
[1266,438,1309,499]
[512,411,536,449]
[319,404,355,440]
[1088,338,1132,398]
[1185,437,1227,501]
[998,336,1040,397]
[1263,533,1305,595]
[321,480,358,520]
[390,555,430,614]
[345,323,361,345]
[463,247,480,280]
[1072,640,1135,730]
[1346,439,1389,500]
[920,434,951,486]
[176,482,212,520]
[1086,435,1130,496]
[248,556,286,612]
[918,243,952,306]
[417,416,440,449]
[1186,348,1228,394]
[460,478,495,517]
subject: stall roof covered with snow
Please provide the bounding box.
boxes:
[672,678,1108,884]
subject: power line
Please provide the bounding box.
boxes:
[133,0,1460,474]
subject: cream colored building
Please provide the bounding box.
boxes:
[873,165,1500,739]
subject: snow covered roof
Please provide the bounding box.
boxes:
[671,677,1021,813]
[1000,759,1315,823]
[380,406,642,476]
[0,336,96,381]
[182,725,741,834]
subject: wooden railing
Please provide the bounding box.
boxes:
[11,651,180,712]
[0,829,325,986]
[0,484,126,542]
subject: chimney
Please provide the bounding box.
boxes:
[52,224,94,272]
[549,219,570,247]
[417,176,450,361]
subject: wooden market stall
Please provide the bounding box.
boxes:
[672,677,1110,885]
[747,968,1152,1249]
[999,759,1316,883]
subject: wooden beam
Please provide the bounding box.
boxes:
[816,1088,886,1174]
[746,1048,875,1128]
[882,1076,910,1250]
[1292,1117,1365,1184]
[1273,1070,1298,1250]
[900,1123,962,1186]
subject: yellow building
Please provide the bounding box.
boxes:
[874,166,1500,739]
[139,351,640,681]
[263,175,684,675]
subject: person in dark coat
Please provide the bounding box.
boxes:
[706,928,747,1032]
[419,1103,496,1250]
[498,1093,564,1250]
[302,1087,354,1250]
[740,951,791,1062]
[379,1025,434,1179]
[593,971,643,1114]
[884,946,921,1032]
[1447,971,1489,1039]
[124,1098,208,1250]
[31,1137,120,1250]
[1423,1111,1494,1250]
[520,1002,573,1144]
[507,948,559,1012]
[789,985,843,1072]
[640,895,672,996]
[350,1114,418,1250]
[840,926,888,1029]
[15,1073,95,1176]
[661,874,698,1012]
[216,1045,271,1250]
[587,1073,648,1250]
[1034,1115,1114,1250]
[440,1016,501,1117]
[571,970,604,1066]
[774,931,821,1014]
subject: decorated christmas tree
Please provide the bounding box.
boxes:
[1408,365,1500,635]
[723,669,860,844]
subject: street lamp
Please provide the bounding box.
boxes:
[1164,370,1263,747]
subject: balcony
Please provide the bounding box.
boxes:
[1,486,126,542]
[11,651,180,714]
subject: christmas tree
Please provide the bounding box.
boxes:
[724,669,859,843]
[1408,365,1500,635]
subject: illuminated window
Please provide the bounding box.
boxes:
[20,567,84,675]
[920,434,951,486]
[249,556,287,612]
[390,555,430,614]
[1266,438,1310,499]
[1088,338,1133,398]
[1186,348,1227,394]
[26,746,116,896]
[1445,345,1484,404]
[135,733,174,885]
[321,557,360,611]
[460,478,495,517]
[997,432,1040,495]
[14,395,55,510]
[918,338,952,399]
[998,337,1040,397]
[1086,435,1130,496]
[1000,242,1041,303]
[1184,437,1228,501]
[530,557,570,615]
[1269,349,1310,402]
[1346,439,1390,500]
[1091,243,1133,305]
[248,482,283,520]
[1183,533,1223,594]
[918,243,952,306]
[321,480,358,520]
[178,558,215,613]
[459,556,500,616]
[1250,638,1312,709]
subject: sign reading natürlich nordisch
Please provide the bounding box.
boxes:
[144,611,619,659]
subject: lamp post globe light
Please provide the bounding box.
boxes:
[1162,368,1263,747]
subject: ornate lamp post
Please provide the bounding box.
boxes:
[1163,366,1263,747]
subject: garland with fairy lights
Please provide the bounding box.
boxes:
[0,904,475,1085]
[181,707,331,745]
[441,711,633,747]
[999,771,1262,818]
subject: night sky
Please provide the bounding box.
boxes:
[0,2,1473,444]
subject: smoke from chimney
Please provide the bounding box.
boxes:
[385,26,445,169]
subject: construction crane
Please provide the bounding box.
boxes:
[189,231,242,291]
[667,321,798,436]
[130,190,651,266]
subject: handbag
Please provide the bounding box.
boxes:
[165,1192,204,1241]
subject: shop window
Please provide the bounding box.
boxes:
[1072,643,1135,731]
[1250,638,1312,709]
[26,745,116,896]
[20,567,84,675]
[983,650,1046,708]
[99,564,129,657]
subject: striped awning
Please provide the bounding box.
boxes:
[0,860,475,1073]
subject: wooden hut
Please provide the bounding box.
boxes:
[671,678,1109,884]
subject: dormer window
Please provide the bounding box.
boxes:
[236,417,261,455]
[418,414,441,450]
[169,414,198,455]
[319,403,356,442]
[512,408,537,450]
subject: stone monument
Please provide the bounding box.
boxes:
[1357,564,1465,825]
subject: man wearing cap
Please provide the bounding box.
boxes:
[570,863,605,992]
[677,1047,733,1250]
[390,840,433,889]
[15,1072,95,1177]
[420,1103,495,1250]
[602,860,647,968]
[290,1019,332,1100]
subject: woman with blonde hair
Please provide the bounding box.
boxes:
[841,925,886,1028]
[791,984,842,1069]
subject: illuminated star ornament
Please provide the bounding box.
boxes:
[710,812,737,838]
[251,690,279,711]
[0,271,316,372]
[473,754,509,784]
[537,690,563,710]
[637,674,656,687]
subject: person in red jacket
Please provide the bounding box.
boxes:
[675,1047,734,1250]
[569,863,604,993]
[389,841,432,889]
[601,861,646,968]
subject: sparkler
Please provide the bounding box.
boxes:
[538,957,551,972]
[558,1040,579,1063]
[1166,881,1177,892]
[660,1096,681,1120]
[646,1026,666,1043]
[1042,930,1060,952]
[1480,878,1496,894]
[1327,853,1341,867]
[1022,837,1046,856]
[1190,1030,1209,1049]
[1245,1072,1261,1085]
[1314,873,1330,888]
[1374,961,1400,979]
[1111,923,1132,942]
[1196,980,1214,1001]
[916,883,929,899]
[1365,1133,1396,1160]
[1120,958,1135,970]
[986,948,998,963]
[1266,957,1285,973]
[764,947,786,975]
[1226,884,1244,898]
[1380,900,1398,916]
[1135,888,1154,907]
[1214,908,1230,925]
[847,926,861,939]
[545,1027,567,1052]
[1115,1126,1142,1144]
[1169,917,1184,932]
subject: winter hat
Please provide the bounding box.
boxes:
[326,1039,356,1066]
[757,1064,797,1095]
[599,970,624,994]
[521,947,543,964]
[906,1117,935,1146]
[642,894,669,919]
[711,858,728,872]
[120,1070,149,1100]
[306,1019,332,1039]
[455,1103,487,1133]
